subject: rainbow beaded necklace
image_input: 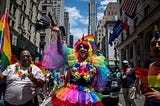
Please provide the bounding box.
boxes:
[15,62,33,79]
[121,67,131,79]
[73,62,96,82]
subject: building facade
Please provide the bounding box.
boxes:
[88,0,97,35]
[118,0,160,68]
[52,0,64,26]
[0,0,42,61]
[40,0,59,60]
[96,2,118,68]
[64,12,70,45]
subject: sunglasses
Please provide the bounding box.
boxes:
[78,44,89,50]
[150,41,160,47]
[21,55,31,59]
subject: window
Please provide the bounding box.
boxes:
[13,5,16,15]
[129,45,133,58]
[9,2,12,12]
[134,17,138,29]
[143,5,150,17]
[108,11,110,15]
[42,6,47,11]
[12,21,15,28]
[42,13,46,16]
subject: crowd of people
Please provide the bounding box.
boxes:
[0,22,160,106]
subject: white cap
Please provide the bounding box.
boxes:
[122,60,129,64]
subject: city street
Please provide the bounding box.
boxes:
[38,89,145,106]
[0,1,159,106]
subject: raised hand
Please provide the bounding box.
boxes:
[49,24,60,34]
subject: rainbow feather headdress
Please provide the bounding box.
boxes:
[80,34,96,47]
[74,34,96,61]
[74,34,96,51]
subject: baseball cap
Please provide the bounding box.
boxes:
[122,60,129,64]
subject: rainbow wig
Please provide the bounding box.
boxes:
[74,40,92,62]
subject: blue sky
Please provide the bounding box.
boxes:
[64,0,117,43]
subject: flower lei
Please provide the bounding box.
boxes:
[15,62,33,79]
[72,62,96,82]
[121,67,131,79]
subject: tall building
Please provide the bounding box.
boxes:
[88,0,97,35]
[52,0,67,44]
[40,0,58,58]
[96,2,118,68]
[64,12,70,45]
[69,34,74,48]
[0,0,42,61]
[52,0,64,26]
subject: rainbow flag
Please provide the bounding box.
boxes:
[0,11,12,71]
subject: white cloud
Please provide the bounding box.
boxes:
[65,6,88,43]
[64,0,118,43]
[97,12,104,21]
[65,7,82,26]
[70,27,88,44]
[65,6,88,27]
[100,0,117,5]
[98,0,117,20]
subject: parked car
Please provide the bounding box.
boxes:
[101,75,121,106]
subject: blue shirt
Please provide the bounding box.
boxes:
[54,71,59,81]
[121,67,137,88]
[113,72,121,78]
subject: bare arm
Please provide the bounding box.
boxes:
[50,24,63,54]
[0,71,7,83]
[49,24,61,40]
[64,71,72,87]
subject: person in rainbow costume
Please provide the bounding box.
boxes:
[144,28,160,106]
[42,25,110,106]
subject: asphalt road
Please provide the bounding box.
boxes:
[38,89,145,106]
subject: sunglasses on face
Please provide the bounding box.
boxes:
[150,41,160,47]
[78,44,89,50]
[21,55,31,59]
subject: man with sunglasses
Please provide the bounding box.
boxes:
[0,50,45,106]
[144,35,160,106]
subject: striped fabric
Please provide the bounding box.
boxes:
[148,63,160,91]
[0,11,12,71]
[121,0,139,18]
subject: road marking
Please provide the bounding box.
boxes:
[40,97,51,106]
[118,103,123,106]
